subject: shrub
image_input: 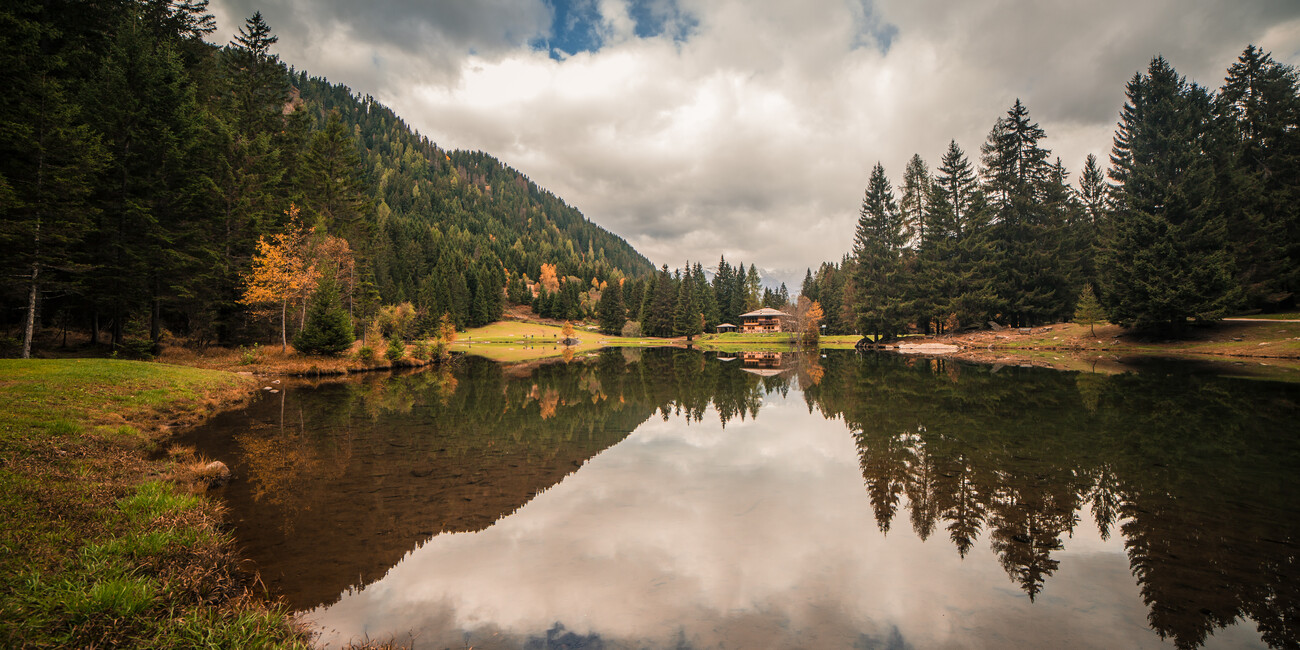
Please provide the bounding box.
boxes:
[237,343,260,366]
[621,321,642,338]
[412,339,431,361]
[386,337,405,362]
[356,345,376,363]
[376,302,418,339]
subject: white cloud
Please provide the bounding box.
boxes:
[208,0,1300,280]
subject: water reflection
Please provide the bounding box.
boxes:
[182,350,1299,649]
[806,354,1300,649]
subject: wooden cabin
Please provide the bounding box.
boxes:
[715,323,738,334]
[738,308,794,333]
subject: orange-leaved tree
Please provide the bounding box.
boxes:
[539,263,560,293]
[242,205,318,351]
[795,296,824,348]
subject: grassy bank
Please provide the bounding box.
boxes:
[693,332,863,352]
[157,341,439,376]
[453,321,878,362]
[0,359,306,648]
[897,320,1300,379]
[452,321,668,362]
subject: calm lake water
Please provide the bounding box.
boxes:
[179,349,1300,649]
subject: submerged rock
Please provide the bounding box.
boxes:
[201,460,231,489]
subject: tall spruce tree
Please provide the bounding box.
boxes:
[853,163,907,340]
[1102,56,1238,331]
[919,141,995,331]
[1070,153,1110,298]
[597,278,625,334]
[224,12,288,135]
[980,100,1070,326]
[1215,45,1300,309]
[300,110,371,240]
[743,264,762,312]
[693,262,719,328]
[900,153,930,249]
[674,264,701,338]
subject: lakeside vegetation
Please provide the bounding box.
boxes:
[0,359,306,648]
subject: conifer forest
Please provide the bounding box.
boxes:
[3,1,1298,356]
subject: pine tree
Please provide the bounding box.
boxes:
[1072,284,1105,337]
[1103,56,1238,331]
[800,268,817,303]
[1215,45,1300,309]
[85,6,210,347]
[224,12,289,135]
[674,264,701,339]
[693,262,719,328]
[900,153,930,248]
[597,278,625,334]
[1075,153,1108,288]
[979,100,1070,326]
[728,261,747,322]
[293,273,354,354]
[300,110,370,239]
[713,256,733,323]
[744,264,762,312]
[653,265,677,336]
[853,163,907,341]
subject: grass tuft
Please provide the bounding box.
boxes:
[45,418,82,436]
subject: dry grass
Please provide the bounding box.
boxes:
[157,341,437,376]
[898,320,1300,377]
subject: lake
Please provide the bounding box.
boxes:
[179,349,1300,649]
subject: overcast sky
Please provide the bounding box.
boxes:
[207,0,1300,287]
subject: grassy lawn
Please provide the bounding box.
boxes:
[0,359,306,648]
[452,321,670,362]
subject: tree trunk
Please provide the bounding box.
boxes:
[21,261,38,359]
[91,311,99,345]
[281,299,288,353]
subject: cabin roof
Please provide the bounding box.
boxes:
[716,323,737,328]
[738,308,792,318]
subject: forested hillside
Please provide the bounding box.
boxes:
[809,47,1300,337]
[0,1,652,357]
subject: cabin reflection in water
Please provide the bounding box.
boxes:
[739,350,793,377]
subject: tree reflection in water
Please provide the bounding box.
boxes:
[804,353,1300,649]
[186,349,1298,648]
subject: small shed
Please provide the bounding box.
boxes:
[716,323,738,334]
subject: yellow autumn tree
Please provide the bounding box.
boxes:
[794,296,824,348]
[539,263,560,293]
[242,205,318,352]
[562,320,575,343]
